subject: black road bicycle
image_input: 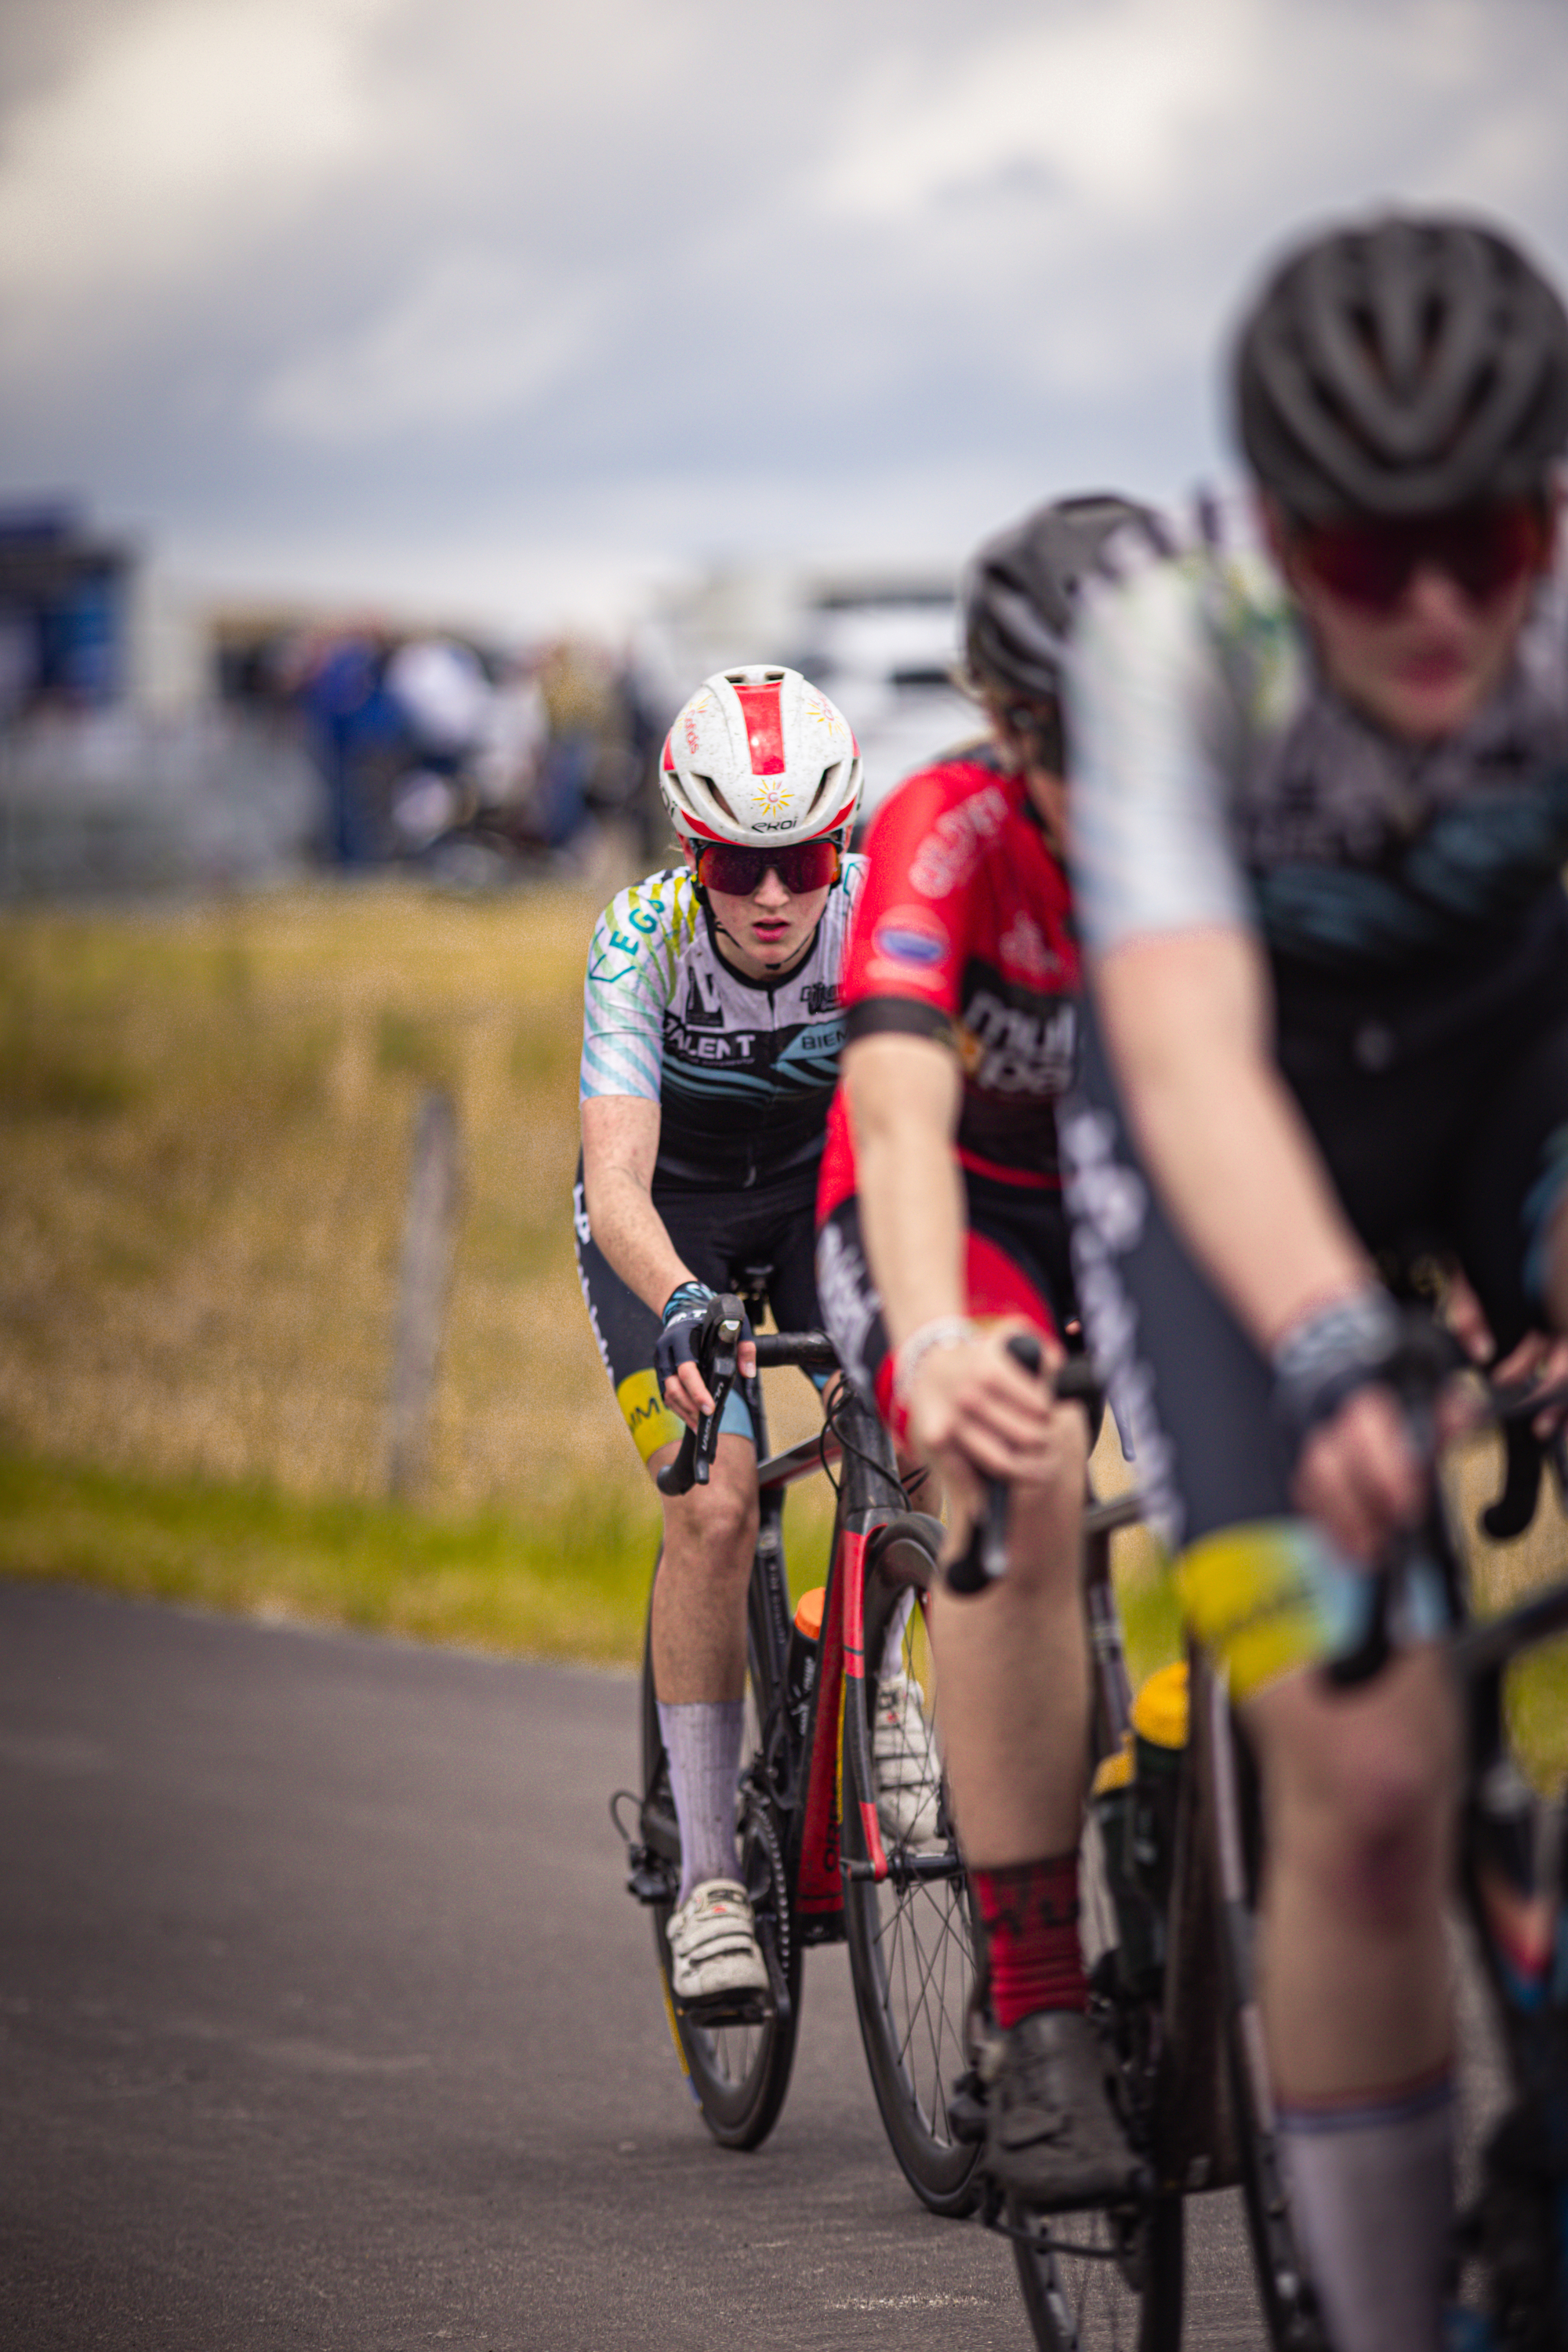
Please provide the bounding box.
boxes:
[963,1330,1568,2352]
[611,1276,984,2212]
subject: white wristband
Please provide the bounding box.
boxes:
[893,1316,976,1406]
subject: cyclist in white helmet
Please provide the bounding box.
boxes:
[576,665,869,2009]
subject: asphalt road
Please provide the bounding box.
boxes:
[0,1583,1268,2350]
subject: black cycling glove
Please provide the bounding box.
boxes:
[653,1282,753,1402]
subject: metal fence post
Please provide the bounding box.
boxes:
[387,1087,461,1501]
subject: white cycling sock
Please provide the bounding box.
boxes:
[657,1699,743,1905]
[1276,2069,1454,2352]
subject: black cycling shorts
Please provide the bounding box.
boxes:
[815,1170,1077,1445]
[573,1157,824,1465]
[1063,887,1568,1554]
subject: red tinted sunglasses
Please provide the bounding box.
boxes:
[695,838,841,895]
[1291,499,1549,614]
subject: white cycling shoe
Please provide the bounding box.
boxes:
[666,1878,770,2008]
[873,1673,942,1846]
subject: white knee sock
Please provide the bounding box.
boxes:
[1276,2070,1454,2352]
[657,1699,743,1904]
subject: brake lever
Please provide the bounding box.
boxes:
[945,1332,1046,1597]
[655,1297,746,1497]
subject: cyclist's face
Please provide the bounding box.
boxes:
[694,851,832,979]
[1265,493,1553,742]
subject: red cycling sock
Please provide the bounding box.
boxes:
[971,1852,1088,2029]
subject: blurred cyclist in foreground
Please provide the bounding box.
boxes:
[1064,212,1568,2350]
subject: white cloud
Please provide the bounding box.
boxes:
[819,0,1256,229]
[0,0,402,307]
[255,250,601,439]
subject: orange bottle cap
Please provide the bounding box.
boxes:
[793,1585,826,1639]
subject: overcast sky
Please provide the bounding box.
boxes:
[2,0,1565,633]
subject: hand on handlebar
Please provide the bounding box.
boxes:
[655,1281,756,1432]
[1290,1387,1427,1567]
[1490,1330,1568,1439]
[902,1319,1063,1515]
[915,1331,1101,1596]
[661,1336,758,1431]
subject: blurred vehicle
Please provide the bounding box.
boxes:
[790,584,978,829]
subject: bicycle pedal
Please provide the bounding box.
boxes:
[626,1863,670,1905]
[675,1990,775,2028]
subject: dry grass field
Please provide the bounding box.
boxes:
[0,880,835,1661]
[0,879,1563,1772]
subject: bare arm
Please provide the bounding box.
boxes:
[841,1032,968,1348]
[580,1094,757,1425]
[580,1094,694,1315]
[1091,926,1373,1349]
[1092,926,1421,1555]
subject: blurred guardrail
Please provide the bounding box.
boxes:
[0,706,319,898]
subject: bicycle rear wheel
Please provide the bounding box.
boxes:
[639,1563,801,2151]
[841,1537,984,2216]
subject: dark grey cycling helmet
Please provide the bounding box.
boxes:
[1235,212,1568,520]
[963,493,1156,713]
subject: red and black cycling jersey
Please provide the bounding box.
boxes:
[818,745,1080,1218]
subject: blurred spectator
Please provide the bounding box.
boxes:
[609,648,667,858]
[472,650,548,815]
[533,637,608,850]
[384,634,493,851]
[295,626,405,867]
[385,636,492,763]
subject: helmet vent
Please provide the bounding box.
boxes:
[805,762,840,818]
[691,772,739,824]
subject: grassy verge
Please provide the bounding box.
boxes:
[0,1450,658,1667]
[0,1446,844,1668]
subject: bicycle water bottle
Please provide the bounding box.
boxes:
[1093,1660,1190,1993]
[1129,1660,1189,1914]
[1090,1738,1156,1989]
[785,1587,826,1749]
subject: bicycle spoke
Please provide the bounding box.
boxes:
[871,1862,970,2131]
[843,1581,982,2216]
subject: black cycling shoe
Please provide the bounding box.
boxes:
[984,2008,1147,2212]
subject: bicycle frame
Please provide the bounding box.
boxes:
[746,1346,914,1943]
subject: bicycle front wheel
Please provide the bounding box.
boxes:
[639,1572,801,2151]
[841,1546,983,2216]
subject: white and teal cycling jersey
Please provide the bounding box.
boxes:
[1068,494,1568,972]
[579,861,866,1192]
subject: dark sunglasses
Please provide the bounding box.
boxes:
[695,838,841,896]
[1290,499,1549,614]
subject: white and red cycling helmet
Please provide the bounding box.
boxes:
[659,665,862,853]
